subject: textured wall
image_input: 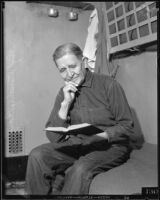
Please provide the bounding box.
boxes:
[4,2,91,154]
[116,52,157,144]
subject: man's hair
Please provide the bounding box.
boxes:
[53,43,83,65]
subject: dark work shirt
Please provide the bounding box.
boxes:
[45,68,134,145]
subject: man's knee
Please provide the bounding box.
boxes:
[66,160,92,179]
[29,145,46,161]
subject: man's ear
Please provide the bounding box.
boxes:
[82,57,89,69]
[82,56,88,61]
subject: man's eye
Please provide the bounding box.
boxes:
[59,68,66,73]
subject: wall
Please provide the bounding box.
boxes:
[116,52,157,144]
[4,1,157,157]
[4,2,92,155]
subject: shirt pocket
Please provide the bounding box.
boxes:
[82,107,115,126]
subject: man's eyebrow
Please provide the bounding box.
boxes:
[68,64,76,68]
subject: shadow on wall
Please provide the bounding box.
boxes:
[129,108,145,150]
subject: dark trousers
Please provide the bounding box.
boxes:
[25,142,130,195]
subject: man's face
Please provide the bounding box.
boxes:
[56,54,86,86]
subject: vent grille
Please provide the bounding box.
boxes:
[6,128,25,157]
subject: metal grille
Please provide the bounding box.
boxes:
[6,128,25,157]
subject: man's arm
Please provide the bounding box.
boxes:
[104,79,134,144]
[45,88,69,143]
[45,82,78,143]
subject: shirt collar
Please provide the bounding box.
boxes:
[80,68,93,88]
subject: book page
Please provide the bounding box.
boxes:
[45,126,68,132]
[68,123,91,131]
[45,123,91,132]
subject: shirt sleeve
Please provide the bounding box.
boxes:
[45,88,69,143]
[105,79,134,144]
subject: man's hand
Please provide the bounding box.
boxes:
[58,82,78,120]
[77,132,109,146]
[63,81,78,105]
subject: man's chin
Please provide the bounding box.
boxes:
[65,76,84,86]
[70,78,81,86]
[64,79,80,86]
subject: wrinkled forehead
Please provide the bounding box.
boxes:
[56,54,82,68]
[56,52,82,61]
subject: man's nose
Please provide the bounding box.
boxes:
[67,68,73,77]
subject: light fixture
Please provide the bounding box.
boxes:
[68,9,78,21]
[48,7,59,17]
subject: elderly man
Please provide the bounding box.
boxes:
[25,43,134,195]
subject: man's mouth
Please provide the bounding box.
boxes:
[67,75,79,82]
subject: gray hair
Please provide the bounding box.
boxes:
[53,43,83,65]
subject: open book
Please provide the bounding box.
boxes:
[45,123,103,135]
